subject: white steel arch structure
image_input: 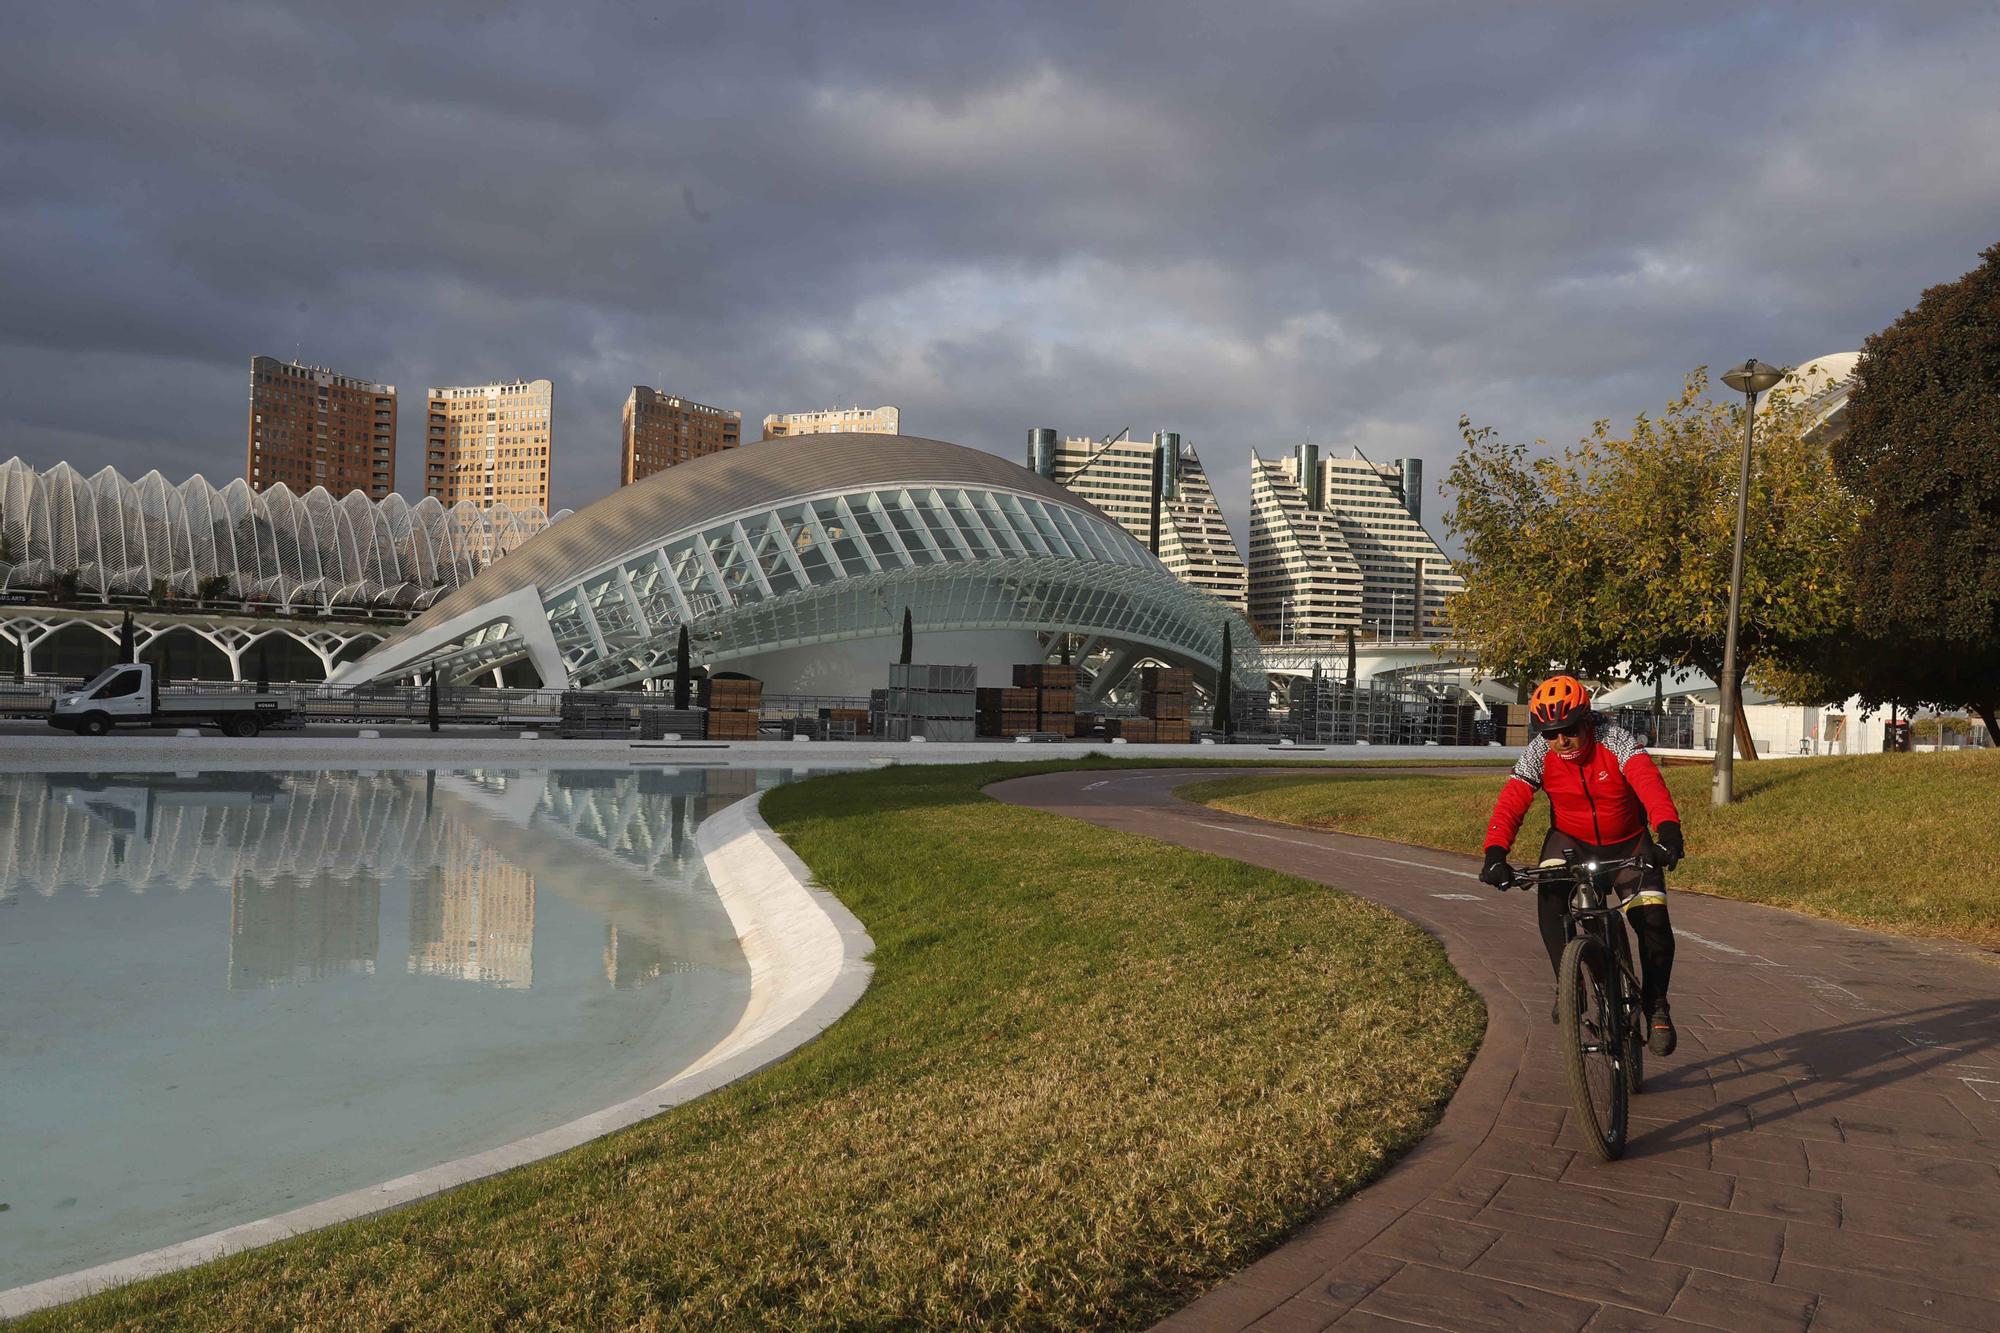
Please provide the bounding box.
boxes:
[0,457,563,614]
[335,435,1262,694]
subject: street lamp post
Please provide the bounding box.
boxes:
[1713,358,1786,806]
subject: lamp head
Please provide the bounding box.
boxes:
[1721,359,1786,396]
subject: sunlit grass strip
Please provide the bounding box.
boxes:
[1184,753,2000,951]
[30,759,1482,1331]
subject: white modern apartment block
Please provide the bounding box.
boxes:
[761,405,901,439]
[1033,429,1248,613]
[1248,444,1460,641]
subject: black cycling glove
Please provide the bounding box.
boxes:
[1654,821,1684,870]
[1479,846,1514,889]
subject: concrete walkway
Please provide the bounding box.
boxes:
[992,769,2000,1332]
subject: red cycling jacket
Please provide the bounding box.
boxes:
[1484,721,1680,851]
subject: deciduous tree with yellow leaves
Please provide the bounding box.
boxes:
[1444,369,1863,756]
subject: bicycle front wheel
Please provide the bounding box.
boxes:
[1612,922,1644,1095]
[1559,935,1628,1161]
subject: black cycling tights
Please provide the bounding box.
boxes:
[1533,829,1676,1011]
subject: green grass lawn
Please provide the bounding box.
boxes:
[30,759,1482,1331]
[1183,753,2000,952]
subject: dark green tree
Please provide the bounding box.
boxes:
[255,645,271,691]
[1215,621,1234,736]
[428,671,441,733]
[673,625,692,709]
[119,610,135,664]
[899,607,913,665]
[1834,243,2000,743]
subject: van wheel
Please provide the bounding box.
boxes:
[225,715,262,738]
[79,713,112,736]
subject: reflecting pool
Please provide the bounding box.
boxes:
[0,765,825,1290]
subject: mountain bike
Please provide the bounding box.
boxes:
[1502,852,1655,1161]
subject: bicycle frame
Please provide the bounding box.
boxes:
[1504,852,1653,1159]
[1507,852,1651,993]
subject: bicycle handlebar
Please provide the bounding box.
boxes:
[1499,852,1655,891]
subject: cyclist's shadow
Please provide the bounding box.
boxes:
[1625,998,2000,1157]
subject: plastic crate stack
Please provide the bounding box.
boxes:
[1231,686,1273,736]
[884,664,976,741]
[1137,665,1194,744]
[559,690,634,739]
[699,675,763,740]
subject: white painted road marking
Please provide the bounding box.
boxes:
[1803,975,1882,1012]
[1675,929,1782,967]
[1194,822,1481,879]
[1432,893,1485,901]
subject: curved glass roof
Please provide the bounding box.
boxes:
[341,435,1261,691]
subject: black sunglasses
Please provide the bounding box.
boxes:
[1550,719,1588,738]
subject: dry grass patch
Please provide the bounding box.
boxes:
[30,760,1480,1331]
[1184,752,2000,951]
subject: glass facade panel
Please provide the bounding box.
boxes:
[854,495,905,562]
[747,513,801,597]
[911,489,970,561]
[878,492,937,565]
[701,527,757,601]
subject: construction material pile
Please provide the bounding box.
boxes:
[700,675,763,740]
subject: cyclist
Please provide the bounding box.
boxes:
[1477,675,1685,1055]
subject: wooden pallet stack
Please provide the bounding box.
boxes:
[1104,716,1157,742]
[1490,703,1531,747]
[818,706,870,737]
[1013,663,1080,737]
[699,674,762,740]
[977,686,1041,737]
[1139,665,1194,744]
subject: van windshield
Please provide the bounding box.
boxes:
[87,667,145,699]
[78,666,127,694]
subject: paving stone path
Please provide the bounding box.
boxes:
[992,768,2000,1332]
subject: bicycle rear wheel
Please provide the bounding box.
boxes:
[1559,935,1628,1160]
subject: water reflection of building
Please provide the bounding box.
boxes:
[230,868,380,988]
[408,826,536,989]
[603,926,667,988]
[1,765,779,992]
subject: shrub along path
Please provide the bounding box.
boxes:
[21,760,1480,1331]
[993,767,2000,1331]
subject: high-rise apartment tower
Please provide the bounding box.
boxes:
[424,378,553,512]
[1035,429,1248,614]
[621,387,741,486]
[248,357,397,499]
[1248,445,1461,641]
[761,405,900,439]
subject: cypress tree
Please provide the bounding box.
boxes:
[1216,621,1235,736]
[673,625,692,709]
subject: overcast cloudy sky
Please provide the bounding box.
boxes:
[5,1,1997,549]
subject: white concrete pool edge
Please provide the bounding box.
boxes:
[0,789,874,1321]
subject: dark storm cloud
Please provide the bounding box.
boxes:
[3,1,1997,543]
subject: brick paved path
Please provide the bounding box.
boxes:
[992,769,2000,1332]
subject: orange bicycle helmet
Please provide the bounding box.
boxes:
[1527,675,1591,735]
